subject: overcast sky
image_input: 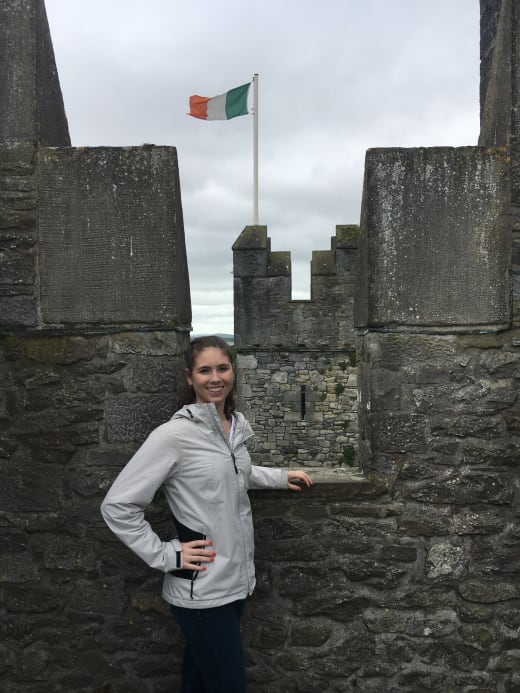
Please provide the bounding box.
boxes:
[45,0,480,336]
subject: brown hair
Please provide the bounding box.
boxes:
[176,336,237,419]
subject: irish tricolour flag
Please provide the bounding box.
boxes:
[188,82,251,121]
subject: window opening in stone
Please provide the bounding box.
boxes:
[300,384,306,420]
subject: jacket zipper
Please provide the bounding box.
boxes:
[217,417,253,594]
[228,440,251,595]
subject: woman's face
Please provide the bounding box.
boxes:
[187,347,234,413]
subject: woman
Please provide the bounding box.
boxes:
[101,335,313,692]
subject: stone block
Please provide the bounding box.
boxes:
[232,226,269,277]
[127,357,179,393]
[371,413,427,453]
[336,224,360,248]
[0,249,34,285]
[5,334,97,364]
[110,331,186,356]
[426,541,465,579]
[452,509,506,534]
[0,295,37,327]
[355,147,510,329]
[311,249,336,275]
[237,354,257,369]
[267,251,290,276]
[459,579,519,603]
[404,469,514,505]
[289,621,332,647]
[38,146,190,328]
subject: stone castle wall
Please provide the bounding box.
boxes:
[1,4,191,691]
[1,331,187,692]
[0,138,191,693]
[233,224,360,467]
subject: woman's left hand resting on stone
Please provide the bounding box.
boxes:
[287,470,314,491]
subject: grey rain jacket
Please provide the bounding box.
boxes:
[100,403,288,608]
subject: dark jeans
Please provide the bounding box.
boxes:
[172,600,246,693]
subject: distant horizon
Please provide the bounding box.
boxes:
[191,332,234,345]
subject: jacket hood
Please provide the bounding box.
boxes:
[172,403,254,443]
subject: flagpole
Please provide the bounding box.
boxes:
[253,73,259,225]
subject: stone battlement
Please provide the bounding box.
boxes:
[233,224,359,349]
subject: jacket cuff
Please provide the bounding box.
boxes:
[170,538,183,571]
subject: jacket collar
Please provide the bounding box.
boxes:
[173,403,254,446]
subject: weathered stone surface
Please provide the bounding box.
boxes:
[479,0,512,147]
[403,470,514,505]
[5,584,61,614]
[460,438,520,466]
[363,608,458,637]
[0,458,64,512]
[431,414,504,439]
[289,620,332,647]
[459,579,520,603]
[398,507,452,536]
[237,349,358,467]
[110,330,185,356]
[0,327,188,690]
[0,249,34,285]
[38,146,190,328]
[105,394,176,442]
[0,0,70,146]
[0,295,37,326]
[355,147,510,329]
[128,357,180,393]
[426,541,466,579]
[371,413,427,453]
[452,508,506,535]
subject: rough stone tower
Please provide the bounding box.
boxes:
[233,224,359,467]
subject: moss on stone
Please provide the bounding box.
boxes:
[341,445,356,466]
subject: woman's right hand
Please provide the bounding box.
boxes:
[182,540,216,571]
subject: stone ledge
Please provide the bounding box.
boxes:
[250,467,388,501]
[295,466,366,484]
